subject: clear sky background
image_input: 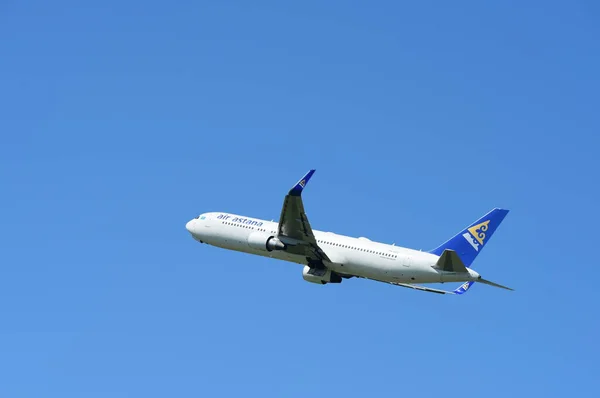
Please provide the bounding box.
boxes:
[2,1,599,397]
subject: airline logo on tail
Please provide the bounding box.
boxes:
[299,179,306,188]
[462,220,491,251]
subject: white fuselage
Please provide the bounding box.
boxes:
[186,212,480,285]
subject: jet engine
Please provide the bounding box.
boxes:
[247,231,286,252]
[302,265,342,284]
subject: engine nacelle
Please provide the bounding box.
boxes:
[302,266,342,284]
[247,231,286,252]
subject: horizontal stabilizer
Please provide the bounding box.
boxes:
[435,249,468,273]
[478,278,514,291]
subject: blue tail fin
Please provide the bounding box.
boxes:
[429,208,509,267]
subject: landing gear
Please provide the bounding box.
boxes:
[306,258,326,270]
[304,258,342,283]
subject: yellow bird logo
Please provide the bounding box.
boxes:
[467,220,491,246]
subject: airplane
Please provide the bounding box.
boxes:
[185,170,512,295]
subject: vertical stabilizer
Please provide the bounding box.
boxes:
[429,208,509,267]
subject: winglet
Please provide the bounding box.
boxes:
[453,281,474,295]
[289,169,315,196]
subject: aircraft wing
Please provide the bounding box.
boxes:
[277,170,330,264]
[363,278,475,295]
[390,281,474,295]
[389,279,512,294]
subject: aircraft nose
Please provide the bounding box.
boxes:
[185,219,195,233]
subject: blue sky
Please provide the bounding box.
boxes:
[1,1,599,396]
